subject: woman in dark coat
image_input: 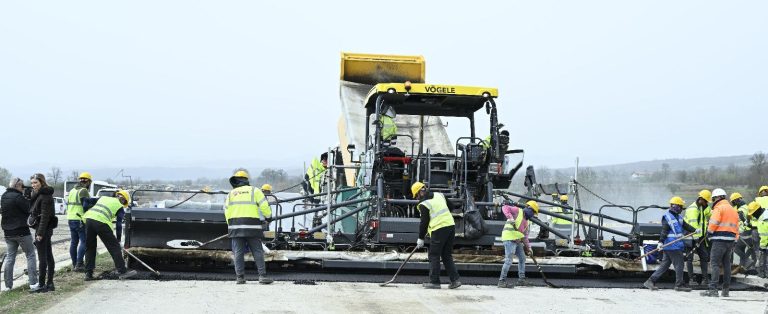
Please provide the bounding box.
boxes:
[29,173,57,292]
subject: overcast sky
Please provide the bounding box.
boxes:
[1,1,766,175]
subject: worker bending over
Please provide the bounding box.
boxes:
[412,182,460,289]
[82,190,136,280]
[497,201,537,288]
[225,170,273,285]
[644,196,695,292]
[700,188,739,297]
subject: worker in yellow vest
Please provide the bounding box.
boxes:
[66,172,91,272]
[683,189,711,286]
[302,153,328,203]
[497,201,538,288]
[731,192,756,271]
[754,186,768,277]
[225,170,273,285]
[380,105,398,143]
[261,184,273,196]
[551,195,573,227]
[748,201,767,278]
[82,190,136,280]
[412,182,460,289]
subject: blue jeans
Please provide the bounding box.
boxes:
[4,235,38,289]
[499,240,526,280]
[68,220,86,266]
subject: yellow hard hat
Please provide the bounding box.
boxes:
[526,200,540,214]
[669,196,685,206]
[698,190,712,203]
[759,186,768,195]
[232,170,249,179]
[551,193,559,198]
[748,201,761,215]
[261,184,273,191]
[560,195,569,202]
[115,190,131,207]
[78,172,92,180]
[729,192,743,202]
[411,182,426,198]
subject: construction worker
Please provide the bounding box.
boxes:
[749,201,767,278]
[551,194,573,227]
[683,189,711,286]
[82,190,136,280]
[380,105,397,143]
[731,192,756,271]
[700,188,739,297]
[412,182,460,289]
[302,152,328,203]
[755,186,768,277]
[261,184,273,196]
[225,170,273,285]
[644,196,696,292]
[498,201,537,288]
[66,172,91,272]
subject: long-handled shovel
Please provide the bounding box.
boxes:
[166,234,228,249]
[635,232,696,261]
[380,247,419,287]
[524,243,558,288]
[123,248,160,277]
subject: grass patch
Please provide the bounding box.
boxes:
[0,253,115,314]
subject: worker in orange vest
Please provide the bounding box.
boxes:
[700,188,740,298]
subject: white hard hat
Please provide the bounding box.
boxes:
[712,188,727,198]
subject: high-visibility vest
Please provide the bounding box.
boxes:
[663,212,685,251]
[501,210,525,241]
[736,204,754,232]
[419,192,455,235]
[224,185,271,237]
[758,214,768,249]
[82,196,122,230]
[381,115,397,141]
[66,187,88,221]
[305,158,326,194]
[707,200,739,242]
[756,196,768,212]
[551,206,572,225]
[684,202,711,238]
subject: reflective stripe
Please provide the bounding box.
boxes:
[710,221,738,228]
[668,233,683,238]
[430,208,449,219]
[92,204,114,220]
[421,202,433,211]
[760,233,768,237]
[228,225,263,229]
[710,236,736,241]
[503,227,516,232]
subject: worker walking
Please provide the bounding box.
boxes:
[82,190,136,280]
[498,201,537,288]
[225,170,273,285]
[302,153,328,203]
[66,172,92,272]
[411,182,461,289]
[731,192,756,271]
[683,189,711,286]
[749,201,767,278]
[700,188,740,297]
[644,196,696,292]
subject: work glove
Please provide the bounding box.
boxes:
[525,248,533,256]
[416,239,425,249]
[656,243,663,251]
[695,229,702,234]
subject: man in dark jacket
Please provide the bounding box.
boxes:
[644,196,696,292]
[412,181,461,289]
[1,178,39,291]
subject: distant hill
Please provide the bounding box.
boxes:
[556,155,753,173]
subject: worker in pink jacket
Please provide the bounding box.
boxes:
[498,201,538,288]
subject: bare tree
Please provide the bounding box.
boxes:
[750,152,767,189]
[0,167,12,186]
[48,167,62,186]
[70,170,80,181]
[661,163,670,182]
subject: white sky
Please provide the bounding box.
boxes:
[1,1,766,173]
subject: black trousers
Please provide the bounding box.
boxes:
[685,238,709,283]
[35,231,55,286]
[428,225,460,284]
[85,219,126,273]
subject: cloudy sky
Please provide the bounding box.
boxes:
[1,1,765,175]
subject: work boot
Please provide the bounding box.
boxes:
[118,270,138,280]
[699,289,719,297]
[73,263,85,273]
[497,280,514,288]
[701,278,709,287]
[674,285,692,292]
[236,275,246,285]
[643,279,658,291]
[258,276,274,284]
[516,278,529,287]
[46,283,55,292]
[30,286,48,294]
[449,281,461,289]
[721,288,729,297]
[422,282,441,289]
[84,273,95,281]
